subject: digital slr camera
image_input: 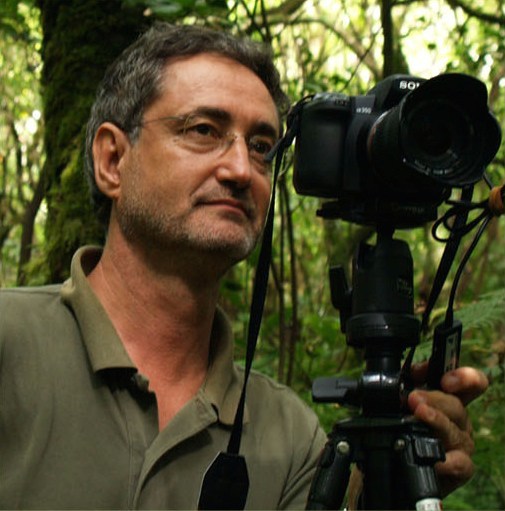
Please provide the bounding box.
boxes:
[292,73,501,227]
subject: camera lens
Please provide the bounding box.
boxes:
[369,86,497,188]
[403,99,472,178]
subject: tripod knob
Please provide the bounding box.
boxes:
[306,433,353,509]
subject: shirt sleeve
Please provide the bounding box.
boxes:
[278,415,328,510]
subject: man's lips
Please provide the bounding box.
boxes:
[198,198,254,219]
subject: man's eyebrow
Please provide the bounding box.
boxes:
[253,121,279,140]
[188,106,280,139]
[189,106,232,123]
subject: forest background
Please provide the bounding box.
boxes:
[1,0,504,508]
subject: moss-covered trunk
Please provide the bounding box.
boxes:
[36,0,147,282]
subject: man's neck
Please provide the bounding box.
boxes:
[87,238,223,428]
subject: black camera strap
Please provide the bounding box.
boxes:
[422,185,474,331]
[424,182,505,387]
[197,122,298,510]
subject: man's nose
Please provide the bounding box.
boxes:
[214,135,252,188]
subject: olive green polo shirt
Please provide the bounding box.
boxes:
[0,247,326,510]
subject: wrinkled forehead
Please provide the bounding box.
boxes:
[153,53,281,133]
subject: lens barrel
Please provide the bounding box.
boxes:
[369,74,501,188]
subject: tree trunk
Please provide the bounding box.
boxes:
[17,165,47,285]
[35,0,147,282]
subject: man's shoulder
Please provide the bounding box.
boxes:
[0,284,69,338]
[0,283,62,302]
[0,283,62,314]
[245,367,302,395]
[237,365,320,424]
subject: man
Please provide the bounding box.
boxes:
[0,22,488,509]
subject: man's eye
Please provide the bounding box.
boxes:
[184,121,220,139]
[249,137,274,156]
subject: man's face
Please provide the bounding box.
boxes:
[115,53,280,267]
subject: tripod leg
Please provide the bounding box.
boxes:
[306,432,352,510]
[361,447,395,509]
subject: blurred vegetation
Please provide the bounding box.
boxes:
[1,0,504,508]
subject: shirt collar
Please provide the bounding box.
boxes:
[60,246,133,372]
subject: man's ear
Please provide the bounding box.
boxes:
[92,122,132,199]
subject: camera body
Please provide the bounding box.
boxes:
[293,74,501,227]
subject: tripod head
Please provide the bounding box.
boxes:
[313,228,420,415]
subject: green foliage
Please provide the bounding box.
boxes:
[0,0,35,39]
[0,0,43,286]
[123,0,228,21]
[456,289,505,332]
[442,290,505,509]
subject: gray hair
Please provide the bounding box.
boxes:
[84,22,289,225]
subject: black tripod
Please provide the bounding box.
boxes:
[306,229,445,510]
